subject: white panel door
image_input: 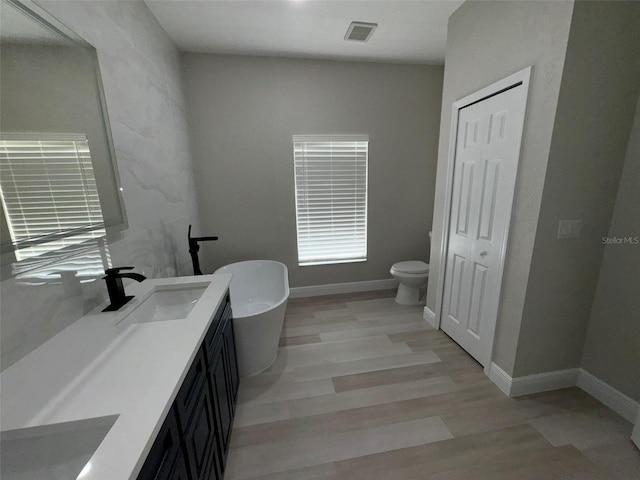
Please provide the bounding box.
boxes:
[441,85,527,366]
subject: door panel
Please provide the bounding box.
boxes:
[467,263,488,337]
[478,159,501,241]
[456,162,475,236]
[441,84,527,366]
[464,118,480,147]
[487,110,508,144]
[447,254,466,323]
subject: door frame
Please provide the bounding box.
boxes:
[433,66,532,369]
[632,409,640,449]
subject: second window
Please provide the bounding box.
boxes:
[293,135,368,266]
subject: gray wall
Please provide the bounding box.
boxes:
[513,0,640,376]
[182,54,443,287]
[426,0,575,374]
[1,1,199,369]
[429,0,640,384]
[581,96,640,400]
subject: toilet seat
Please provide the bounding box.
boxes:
[391,261,429,275]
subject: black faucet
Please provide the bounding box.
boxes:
[102,266,146,312]
[188,225,218,275]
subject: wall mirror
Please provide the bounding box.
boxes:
[0,0,126,276]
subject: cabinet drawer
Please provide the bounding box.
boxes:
[174,349,207,429]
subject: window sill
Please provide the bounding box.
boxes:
[299,258,367,267]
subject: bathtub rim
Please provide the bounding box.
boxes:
[214,260,290,319]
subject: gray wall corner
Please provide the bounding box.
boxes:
[512,0,640,378]
[426,0,575,376]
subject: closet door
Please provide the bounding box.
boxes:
[441,81,527,367]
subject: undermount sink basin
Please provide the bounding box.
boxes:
[1,415,117,480]
[119,283,208,325]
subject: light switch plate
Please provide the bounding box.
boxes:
[557,219,583,239]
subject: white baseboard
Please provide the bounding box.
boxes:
[487,363,639,423]
[488,363,578,397]
[289,278,397,298]
[423,306,438,329]
[487,363,513,396]
[488,363,578,396]
[576,369,639,423]
[510,368,579,397]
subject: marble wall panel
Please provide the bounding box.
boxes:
[0,1,199,369]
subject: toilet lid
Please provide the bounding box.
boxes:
[392,261,429,274]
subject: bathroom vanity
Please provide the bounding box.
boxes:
[0,274,238,480]
[138,287,239,480]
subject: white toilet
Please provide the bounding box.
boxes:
[390,261,430,305]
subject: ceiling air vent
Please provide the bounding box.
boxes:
[344,21,378,42]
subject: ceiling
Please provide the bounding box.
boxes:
[145,0,464,65]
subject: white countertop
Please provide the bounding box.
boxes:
[0,273,232,480]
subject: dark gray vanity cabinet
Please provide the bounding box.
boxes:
[138,292,238,480]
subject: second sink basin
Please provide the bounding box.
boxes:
[119,283,209,325]
[1,415,117,480]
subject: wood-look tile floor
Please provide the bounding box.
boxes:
[225,290,640,479]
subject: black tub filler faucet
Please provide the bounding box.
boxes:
[188,225,218,275]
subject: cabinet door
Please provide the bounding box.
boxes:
[137,408,186,480]
[209,336,232,457]
[174,350,207,428]
[203,295,228,364]
[182,372,220,480]
[167,446,190,480]
[222,310,239,407]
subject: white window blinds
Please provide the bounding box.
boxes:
[0,133,106,261]
[293,135,368,266]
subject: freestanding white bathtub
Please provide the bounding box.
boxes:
[214,260,289,376]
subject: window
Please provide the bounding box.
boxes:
[0,133,106,261]
[293,135,368,266]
